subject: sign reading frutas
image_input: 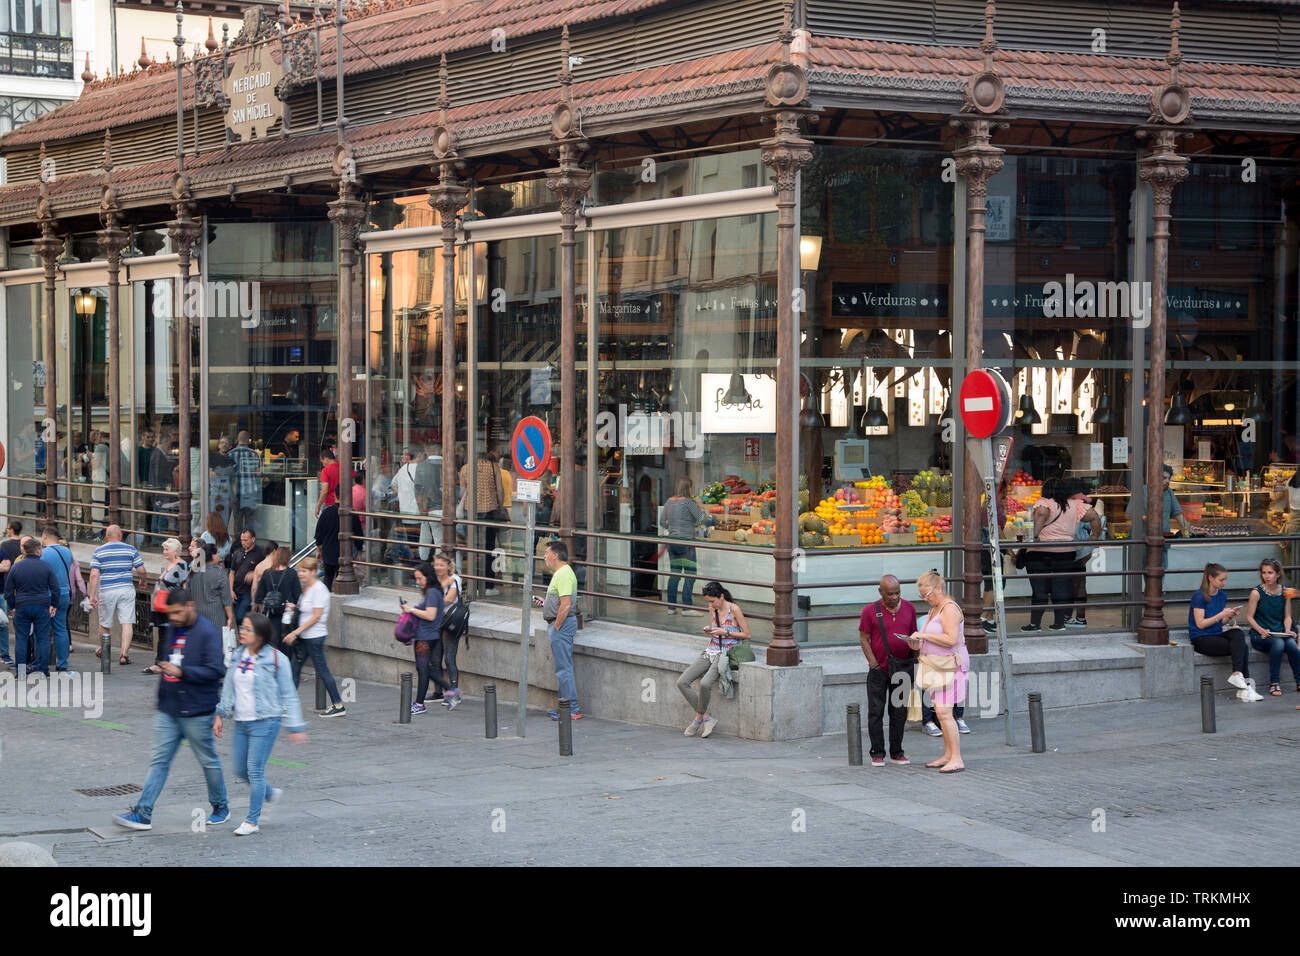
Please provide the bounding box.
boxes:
[226,46,285,142]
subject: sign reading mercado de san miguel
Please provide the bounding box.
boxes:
[225,44,285,142]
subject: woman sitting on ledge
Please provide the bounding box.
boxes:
[1189,562,1262,702]
[1243,558,1300,698]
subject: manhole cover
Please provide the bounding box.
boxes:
[74,783,142,798]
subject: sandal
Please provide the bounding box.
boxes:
[1270,683,1283,697]
[119,655,130,665]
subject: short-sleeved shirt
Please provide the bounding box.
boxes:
[0,537,19,591]
[41,543,74,595]
[1162,488,1183,528]
[297,580,331,639]
[415,586,444,641]
[91,541,144,592]
[320,461,340,507]
[858,599,919,665]
[1189,589,1227,638]
[548,563,577,599]
[1029,498,1086,551]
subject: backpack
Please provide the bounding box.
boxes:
[262,569,288,615]
[440,574,470,645]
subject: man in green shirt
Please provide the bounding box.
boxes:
[543,541,582,720]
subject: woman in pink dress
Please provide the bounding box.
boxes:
[908,570,970,773]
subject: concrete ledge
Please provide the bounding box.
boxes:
[1133,642,1194,698]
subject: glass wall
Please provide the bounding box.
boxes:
[798,144,956,640]
[206,220,337,554]
[5,281,45,524]
[591,209,777,636]
[363,241,465,584]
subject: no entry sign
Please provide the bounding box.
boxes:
[959,369,1013,439]
[512,416,552,480]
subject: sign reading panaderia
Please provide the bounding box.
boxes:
[225,45,284,142]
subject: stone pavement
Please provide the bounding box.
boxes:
[3,642,1299,866]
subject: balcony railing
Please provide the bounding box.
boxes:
[0,31,73,79]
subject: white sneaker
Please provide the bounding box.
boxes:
[680,609,704,617]
[1227,673,1248,690]
[956,719,971,734]
[233,821,260,836]
[485,588,501,596]
[923,721,942,736]
[1238,687,1264,702]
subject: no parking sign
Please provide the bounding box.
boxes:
[512,416,552,480]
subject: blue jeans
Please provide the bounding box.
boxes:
[0,615,9,659]
[1249,632,1300,686]
[548,616,579,713]
[232,594,252,630]
[13,604,51,676]
[51,591,70,670]
[666,545,698,608]
[132,710,228,823]
[291,637,341,705]
[231,717,281,825]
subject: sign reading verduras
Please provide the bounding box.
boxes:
[226,45,285,142]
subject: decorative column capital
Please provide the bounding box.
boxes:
[166,172,201,259]
[1136,126,1191,209]
[951,117,1006,201]
[545,25,592,218]
[98,133,128,264]
[328,144,366,253]
[427,53,470,240]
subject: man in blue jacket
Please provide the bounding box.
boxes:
[5,536,58,677]
[113,589,229,831]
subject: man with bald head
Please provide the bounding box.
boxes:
[858,574,919,767]
[89,524,146,665]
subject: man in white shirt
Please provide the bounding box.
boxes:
[390,451,423,517]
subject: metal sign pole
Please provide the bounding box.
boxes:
[985,473,1015,747]
[518,498,535,737]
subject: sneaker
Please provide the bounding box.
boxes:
[889,754,910,766]
[547,710,560,720]
[112,810,152,831]
[1047,624,1067,632]
[981,618,996,632]
[485,588,501,596]
[684,718,702,736]
[667,608,679,616]
[319,704,347,718]
[1064,618,1087,629]
[956,719,972,734]
[570,711,584,720]
[680,609,704,617]
[410,702,428,716]
[233,821,260,836]
[923,720,942,737]
[699,716,717,738]
[870,756,885,768]
[1020,624,1042,633]
[0,656,11,666]
[446,690,461,712]
[207,807,231,826]
[265,787,284,804]
[1239,687,1264,702]
[1227,673,1249,690]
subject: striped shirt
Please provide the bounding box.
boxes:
[230,444,263,502]
[90,541,144,592]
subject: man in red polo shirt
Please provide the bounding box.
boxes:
[857,574,918,768]
[314,448,356,519]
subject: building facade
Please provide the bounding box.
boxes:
[0,0,1297,679]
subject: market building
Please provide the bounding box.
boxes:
[0,0,1297,736]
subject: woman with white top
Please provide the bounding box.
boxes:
[214,613,307,836]
[284,557,346,717]
[434,551,465,706]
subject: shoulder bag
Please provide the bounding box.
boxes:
[915,601,962,692]
[1014,502,1066,570]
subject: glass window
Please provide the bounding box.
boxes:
[591,211,777,636]
[5,281,44,524]
[206,220,336,554]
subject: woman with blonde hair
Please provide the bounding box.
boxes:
[907,571,969,773]
[143,537,191,675]
[284,556,346,717]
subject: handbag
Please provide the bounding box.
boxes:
[727,639,755,669]
[394,611,418,645]
[1014,502,1067,569]
[914,600,962,692]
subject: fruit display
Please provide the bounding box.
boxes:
[799,530,829,548]
[701,482,727,504]
[868,488,902,510]
[930,514,953,533]
[890,472,913,495]
[1266,510,1287,532]
[834,487,863,504]
[881,510,906,535]
[1005,496,1028,516]
[901,490,930,517]
[913,518,943,543]
[751,520,775,535]
[859,523,886,545]
[1009,469,1035,488]
[854,476,889,492]
[800,511,831,535]
[721,475,751,495]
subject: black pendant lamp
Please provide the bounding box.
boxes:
[860,396,889,428]
[1165,392,1192,425]
[721,370,751,406]
[1092,393,1113,426]
[1015,394,1041,426]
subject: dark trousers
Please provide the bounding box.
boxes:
[443,633,461,688]
[1027,550,1076,627]
[1192,627,1249,679]
[414,638,449,702]
[290,637,341,705]
[13,604,51,676]
[867,662,913,759]
[322,564,338,591]
[480,516,498,583]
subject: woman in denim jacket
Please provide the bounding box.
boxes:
[215,612,307,835]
